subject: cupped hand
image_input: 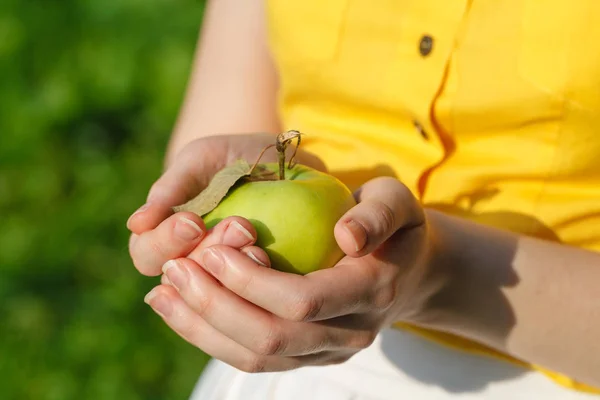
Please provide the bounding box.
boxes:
[144,177,445,372]
[127,133,326,276]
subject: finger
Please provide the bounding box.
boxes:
[162,258,356,356]
[334,177,425,257]
[127,201,176,235]
[144,284,283,372]
[130,212,206,276]
[128,140,224,234]
[193,245,393,322]
[186,225,269,267]
[192,216,257,250]
[131,215,257,276]
[144,284,338,372]
[241,246,271,268]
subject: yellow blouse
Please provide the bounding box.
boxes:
[266,0,600,394]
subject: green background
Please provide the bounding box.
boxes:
[0,1,211,399]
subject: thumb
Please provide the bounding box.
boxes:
[128,140,221,234]
[334,177,425,257]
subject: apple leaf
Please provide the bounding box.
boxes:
[173,159,276,217]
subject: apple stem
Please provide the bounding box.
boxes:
[250,130,303,181]
[278,147,286,180]
[275,130,302,180]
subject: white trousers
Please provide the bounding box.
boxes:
[189,328,598,400]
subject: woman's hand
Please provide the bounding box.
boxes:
[127,133,326,277]
[143,177,446,372]
[133,138,600,385]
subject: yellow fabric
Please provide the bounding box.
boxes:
[266,0,600,394]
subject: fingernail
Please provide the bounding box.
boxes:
[201,248,224,276]
[224,221,255,244]
[144,288,172,318]
[162,260,187,291]
[343,219,367,252]
[127,203,151,228]
[175,217,203,241]
[144,288,158,304]
[246,250,268,267]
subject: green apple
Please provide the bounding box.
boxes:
[202,163,356,274]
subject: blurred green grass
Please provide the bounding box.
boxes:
[0,1,211,399]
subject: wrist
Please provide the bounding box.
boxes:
[389,209,455,326]
[404,208,458,327]
[411,209,518,348]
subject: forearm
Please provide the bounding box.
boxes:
[422,209,600,386]
[167,0,280,164]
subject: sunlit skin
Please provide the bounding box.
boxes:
[128,134,600,386]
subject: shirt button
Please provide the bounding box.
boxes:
[413,120,429,140]
[419,35,434,56]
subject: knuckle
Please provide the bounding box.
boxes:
[372,201,397,235]
[255,327,286,356]
[235,272,255,299]
[382,177,411,199]
[289,293,323,322]
[328,354,352,365]
[392,179,412,197]
[372,284,397,311]
[355,259,385,294]
[191,292,213,318]
[393,182,425,226]
[181,322,204,346]
[240,355,267,373]
[348,331,377,350]
[147,237,168,260]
